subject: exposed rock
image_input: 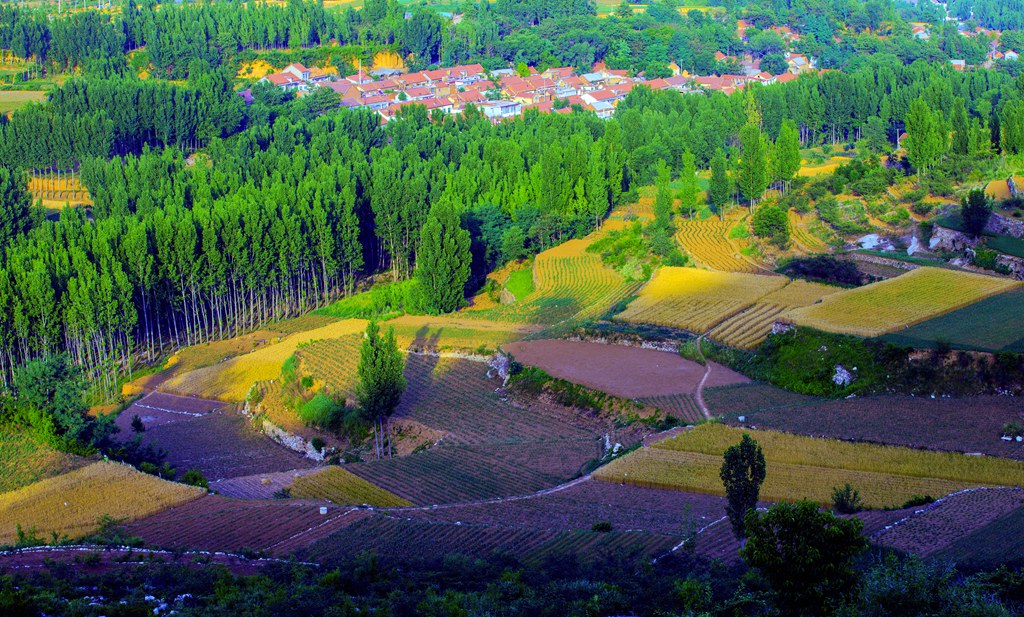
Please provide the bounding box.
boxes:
[499,288,516,304]
[929,225,979,253]
[907,235,923,256]
[996,254,1024,280]
[985,213,1024,239]
[832,365,855,387]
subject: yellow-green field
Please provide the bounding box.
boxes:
[162,318,368,401]
[787,267,1020,337]
[0,462,203,544]
[384,314,537,353]
[595,424,1024,509]
[288,467,412,507]
[708,280,841,348]
[617,267,788,333]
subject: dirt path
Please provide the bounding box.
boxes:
[693,334,712,419]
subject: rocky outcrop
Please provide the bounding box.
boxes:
[996,254,1024,280]
[984,213,1024,239]
[929,225,979,253]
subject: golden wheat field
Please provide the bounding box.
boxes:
[288,467,412,507]
[618,267,788,333]
[594,424,1023,508]
[384,314,537,353]
[787,267,1021,337]
[788,210,830,253]
[708,280,841,348]
[0,462,203,544]
[675,215,760,273]
[162,318,368,401]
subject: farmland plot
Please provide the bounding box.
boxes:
[462,237,640,325]
[787,267,1020,337]
[503,339,748,399]
[0,428,90,494]
[708,280,840,349]
[115,391,222,434]
[300,513,677,567]
[675,216,760,273]
[718,392,1024,460]
[288,467,412,507]
[878,288,1024,352]
[618,267,788,333]
[122,495,372,555]
[162,318,367,401]
[873,487,1024,557]
[594,424,1024,509]
[0,462,202,544]
[933,502,1024,568]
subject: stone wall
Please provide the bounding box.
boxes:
[985,213,1024,239]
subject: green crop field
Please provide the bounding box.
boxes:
[878,288,1024,352]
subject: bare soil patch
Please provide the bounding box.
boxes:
[115,392,223,434]
[503,339,748,398]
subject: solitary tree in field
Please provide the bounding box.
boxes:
[415,200,472,315]
[720,433,766,539]
[357,321,406,459]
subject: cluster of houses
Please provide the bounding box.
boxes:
[248,55,819,123]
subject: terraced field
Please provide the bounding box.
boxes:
[594,424,1024,509]
[637,394,704,424]
[676,215,759,273]
[0,462,203,544]
[788,210,830,252]
[162,318,367,401]
[618,267,788,333]
[787,267,1020,337]
[462,236,640,325]
[707,280,841,348]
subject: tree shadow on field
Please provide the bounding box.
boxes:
[394,325,441,413]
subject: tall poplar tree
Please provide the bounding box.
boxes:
[774,120,801,193]
[738,123,769,208]
[678,150,698,219]
[415,200,471,315]
[357,320,406,460]
[709,148,730,218]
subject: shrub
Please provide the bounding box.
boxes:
[298,393,345,431]
[1001,422,1024,438]
[311,437,326,453]
[182,468,209,490]
[130,415,145,433]
[780,255,863,286]
[832,483,864,514]
[591,521,613,533]
[901,494,935,508]
[751,204,790,249]
[300,376,314,388]
[273,487,292,499]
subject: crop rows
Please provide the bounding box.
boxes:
[675,217,759,273]
[348,439,600,506]
[703,383,815,416]
[288,467,413,507]
[0,461,202,544]
[788,267,1020,337]
[878,287,1024,352]
[655,424,1024,487]
[303,513,677,566]
[163,319,368,401]
[619,268,787,333]
[708,280,840,348]
[463,237,638,325]
[593,423,1024,509]
[302,340,601,444]
[788,211,829,252]
[402,479,727,537]
[638,394,703,424]
[123,495,371,555]
[593,447,975,509]
[872,488,1024,557]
